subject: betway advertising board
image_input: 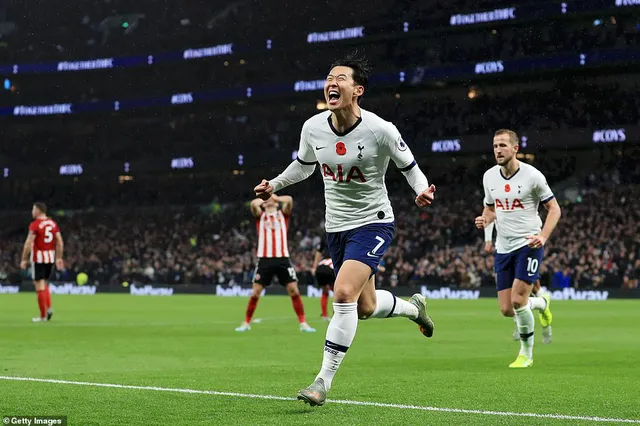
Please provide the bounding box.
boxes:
[0,283,633,300]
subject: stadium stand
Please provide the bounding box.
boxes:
[0,0,638,293]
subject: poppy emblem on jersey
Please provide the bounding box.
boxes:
[336,141,346,155]
[505,184,511,192]
[397,137,408,152]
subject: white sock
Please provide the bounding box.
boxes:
[514,305,535,359]
[369,290,418,319]
[316,302,358,391]
[528,297,547,312]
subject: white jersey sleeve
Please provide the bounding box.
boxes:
[296,120,317,164]
[379,123,429,195]
[483,171,494,206]
[269,120,317,193]
[532,169,554,203]
[380,123,415,169]
[484,221,495,242]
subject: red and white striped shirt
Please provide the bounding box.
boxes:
[29,218,60,264]
[256,210,290,258]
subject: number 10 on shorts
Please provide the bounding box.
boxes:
[527,257,539,274]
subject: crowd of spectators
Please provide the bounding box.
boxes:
[1,156,638,290]
[2,74,640,173]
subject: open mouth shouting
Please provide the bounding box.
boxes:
[327,89,340,106]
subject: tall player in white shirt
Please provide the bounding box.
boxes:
[475,129,561,368]
[254,53,436,406]
[484,221,549,343]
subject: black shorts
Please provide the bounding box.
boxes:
[32,263,53,281]
[315,265,335,288]
[253,257,297,287]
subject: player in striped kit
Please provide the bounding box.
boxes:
[20,203,64,322]
[235,194,316,333]
[254,53,436,406]
[311,239,335,321]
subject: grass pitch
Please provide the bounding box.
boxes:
[1,294,639,425]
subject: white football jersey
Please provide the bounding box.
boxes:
[483,162,554,254]
[297,109,418,233]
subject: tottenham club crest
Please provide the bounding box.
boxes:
[397,136,408,152]
[357,143,364,160]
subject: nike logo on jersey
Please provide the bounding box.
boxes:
[490,188,496,191]
[315,146,326,150]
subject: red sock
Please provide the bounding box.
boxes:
[291,294,306,323]
[37,290,47,319]
[245,296,260,323]
[320,290,329,318]
[45,285,52,309]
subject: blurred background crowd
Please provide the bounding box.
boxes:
[0,0,639,291]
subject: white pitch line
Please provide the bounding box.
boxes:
[1,376,638,424]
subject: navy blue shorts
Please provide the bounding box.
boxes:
[326,222,395,275]
[494,245,544,291]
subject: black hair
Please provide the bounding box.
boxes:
[329,51,371,104]
[33,202,47,214]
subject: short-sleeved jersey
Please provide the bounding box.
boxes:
[29,217,60,264]
[483,162,554,254]
[297,109,418,233]
[255,209,290,259]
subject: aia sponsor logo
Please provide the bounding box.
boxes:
[495,198,524,210]
[322,164,366,183]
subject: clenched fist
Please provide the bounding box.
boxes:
[415,184,436,208]
[254,179,274,200]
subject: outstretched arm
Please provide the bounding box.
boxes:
[383,127,434,207]
[269,159,317,193]
[255,123,317,199]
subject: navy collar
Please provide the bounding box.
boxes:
[500,167,520,180]
[327,115,362,137]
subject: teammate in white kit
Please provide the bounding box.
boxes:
[475,129,561,368]
[254,53,436,406]
[484,221,550,343]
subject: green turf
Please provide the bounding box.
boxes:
[0,294,638,425]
